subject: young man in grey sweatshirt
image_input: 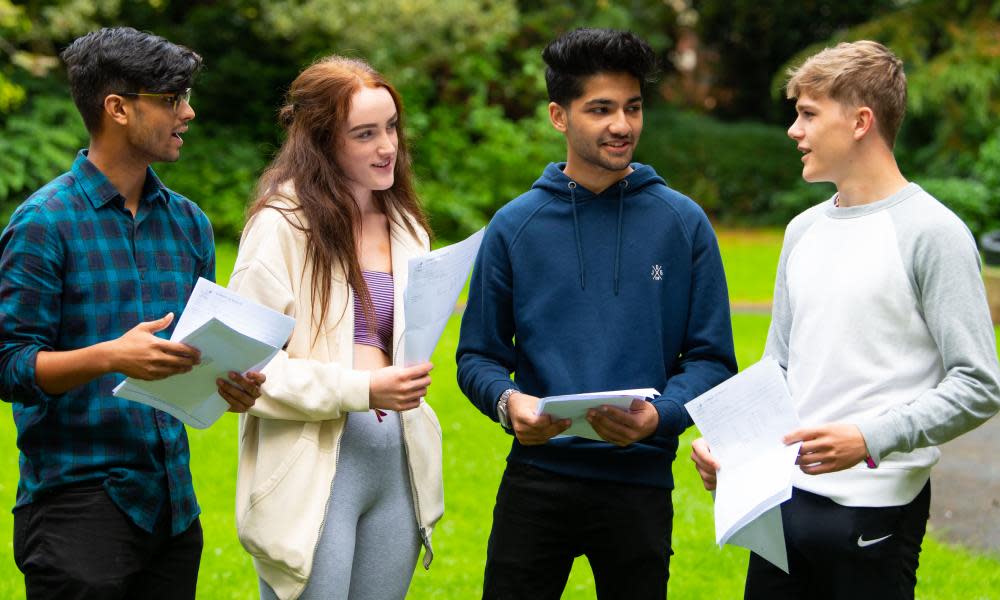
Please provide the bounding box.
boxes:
[691,41,1000,599]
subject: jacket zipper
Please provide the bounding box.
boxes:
[310,416,345,571]
[399,411,433,568]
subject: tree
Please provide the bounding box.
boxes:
[692,0,897,122]
[777,0,1000,176]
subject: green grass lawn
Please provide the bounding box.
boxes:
[716,227,783,305]
[1,235,998,598]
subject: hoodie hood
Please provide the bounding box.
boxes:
[531,162,666,200]
[530,162,666,295]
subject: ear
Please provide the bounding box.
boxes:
[548,101,568,134]
[103,94,130,127]
[853,106,875,141]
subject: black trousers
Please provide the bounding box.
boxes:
[13,482,203,600]
[483,462,673,600]
[745,483,931,600]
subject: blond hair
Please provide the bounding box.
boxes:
[786,41,906,147]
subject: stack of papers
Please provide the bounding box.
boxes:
[685,357,801,573]
[113,278,295,428]
[537,388,659,441]
[402,228,484,365]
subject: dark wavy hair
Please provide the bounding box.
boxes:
[543,28,657,106]
[61,27,202,133]
[249,55,430,337]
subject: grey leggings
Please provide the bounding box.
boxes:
[260,410,420,600]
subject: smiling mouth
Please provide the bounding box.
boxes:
[373,159,392,168]
[603,140,631,149]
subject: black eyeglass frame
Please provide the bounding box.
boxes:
[117,88,192,112]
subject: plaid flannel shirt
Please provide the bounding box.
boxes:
[0,151,215,535]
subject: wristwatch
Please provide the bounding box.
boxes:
[497,388,518,429]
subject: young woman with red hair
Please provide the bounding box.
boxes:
[228,56,443,600]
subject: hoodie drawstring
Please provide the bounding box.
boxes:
[613,180,628,296]
[569,182,586,290]
[568,179,629,294]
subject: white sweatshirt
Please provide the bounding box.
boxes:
[766,183,1000,507]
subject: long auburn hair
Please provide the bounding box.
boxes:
[249,56,430,337]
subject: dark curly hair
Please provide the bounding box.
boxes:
[542,28,657,106]
[61,27,202,133]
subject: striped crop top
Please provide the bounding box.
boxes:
[353,270,394,354]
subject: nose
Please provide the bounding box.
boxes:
[787,118,802,140]
[378,129,396,154]
[609,109,630,136]
[178,99,195,122]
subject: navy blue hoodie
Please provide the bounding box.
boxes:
[457,162,737,489]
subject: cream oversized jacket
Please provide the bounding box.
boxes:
[228,190,444,600]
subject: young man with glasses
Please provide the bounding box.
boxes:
[0,27,264,598]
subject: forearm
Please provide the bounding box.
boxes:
[861,222,1000,462]
[35,342,115,395]
[456,351,516,420]
[247,351,371,421]
[655,357,736,437]
[859,364,1000,463]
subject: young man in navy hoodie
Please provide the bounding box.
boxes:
[457,28,737,599]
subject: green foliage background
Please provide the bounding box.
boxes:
[3,0,1000,243]
[2,2,1000,596]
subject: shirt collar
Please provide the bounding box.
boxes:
[72,149,171,209]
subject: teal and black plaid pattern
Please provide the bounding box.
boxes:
[0,151,215,535]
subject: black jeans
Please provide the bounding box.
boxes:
[483,462,673,600]
[745,483,931,600]
[13,482,203,600]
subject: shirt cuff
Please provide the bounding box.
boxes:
[856,414,900,466]
[7,345,60,406]
[653,398,687,438]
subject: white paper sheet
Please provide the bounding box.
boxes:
[172,278,294,353]
[402,228,484,365]
[113,278,295,428]
[686,357,801,572]
[536,388,659,441]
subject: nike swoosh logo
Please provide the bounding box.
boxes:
[857,534,893,548]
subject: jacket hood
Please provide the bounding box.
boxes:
[531,162,666,200]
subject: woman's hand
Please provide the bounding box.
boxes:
[369,362,433,412]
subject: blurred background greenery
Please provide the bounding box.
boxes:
[3,1,1000,597]
[2,0,1000,245]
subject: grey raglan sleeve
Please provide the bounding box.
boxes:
[857,212,1000,464]
[762,211,818,370]
[763,240,792,370]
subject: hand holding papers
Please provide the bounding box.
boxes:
[402,228,484,365]
[686,357,801,573]
[536,389,659,441]
[114,278,295,428]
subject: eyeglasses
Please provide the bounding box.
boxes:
[118,88,192,112]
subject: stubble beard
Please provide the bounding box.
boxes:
[573,138,634,173]
[128,112,180,165]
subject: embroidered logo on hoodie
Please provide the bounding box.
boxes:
[651,264,664,281]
